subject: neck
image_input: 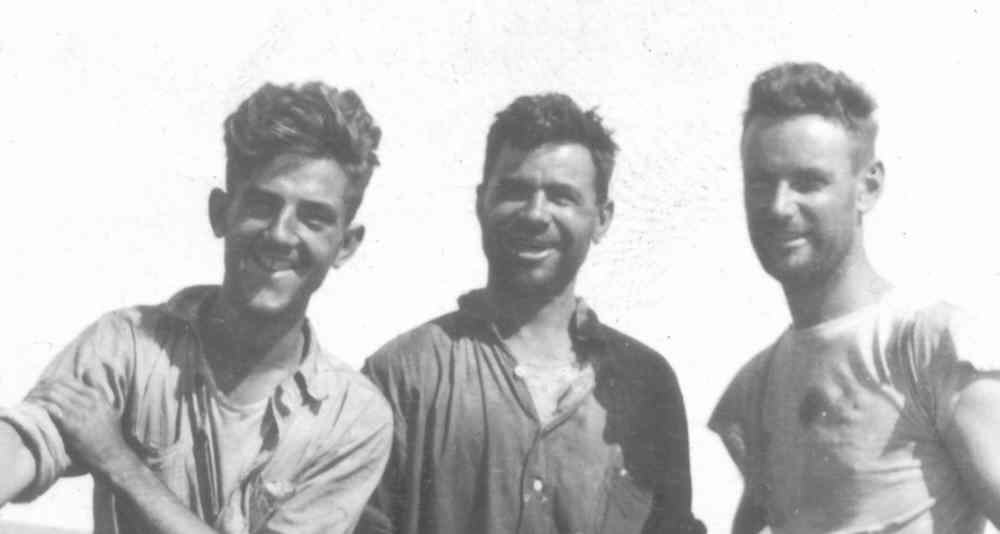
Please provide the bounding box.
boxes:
[485,280,577,339]
[201,293,306,378]
[783,247,891,329]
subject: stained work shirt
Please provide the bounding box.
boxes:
[0,286,392,534]
[710,292,1000,533]
[358,290,704,534]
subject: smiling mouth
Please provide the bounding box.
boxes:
[777,235,807,248]
[250,250,299,273]
[502,235,558,261]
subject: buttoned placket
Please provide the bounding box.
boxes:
[484,321,604,534]
[182,317,315,528]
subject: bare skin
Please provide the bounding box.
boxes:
[1,289,308,534]
[0,154,363,532]
[734,114,1000,531]
[477,142,613,366]
[489,284,579,366]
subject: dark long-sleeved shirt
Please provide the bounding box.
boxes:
[359,290,704,534]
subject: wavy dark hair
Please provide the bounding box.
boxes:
[223,81,381,219]
[744,62,878,164]
[483,93,618,203]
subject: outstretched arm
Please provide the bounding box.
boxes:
[28,378,218,534]
[0,422,37,506]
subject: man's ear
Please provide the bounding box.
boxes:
[593,199,615,244]
[333,224,365,269]
[856,160,885,214]
[208,188,230,237]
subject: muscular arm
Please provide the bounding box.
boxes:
[97,451,218,534]
[30,378,218,534]
[942,376,1000,527]
[0,421,37,506]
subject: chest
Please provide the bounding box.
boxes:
[412,341,659,533]
[764,342,915,458]
[117,359,321,532]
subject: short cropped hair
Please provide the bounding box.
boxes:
[483,93,618,203]
[744,62,878,164]
[224,82,381,219]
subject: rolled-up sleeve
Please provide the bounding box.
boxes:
[0,311,135,502]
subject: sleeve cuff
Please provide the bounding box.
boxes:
[0,402,72,502]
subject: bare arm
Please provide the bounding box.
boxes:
[30,378,218,534]
[0,421,37,506]
[942,376,1000,527]
[98,449,218,534]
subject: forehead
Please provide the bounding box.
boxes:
[741,114,856,172]
[488,141,597,187]
[242,153,352,204]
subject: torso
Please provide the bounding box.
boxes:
[364,298,694,534]
[754,296,984,533]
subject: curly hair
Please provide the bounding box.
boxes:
[223,81,382,219]
[483,93,618,203]
[743,62,878,163]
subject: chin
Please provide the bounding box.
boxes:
[239,290,304,318]
[766,263,823,290]
[502,271,566,297]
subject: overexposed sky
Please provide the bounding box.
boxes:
[2,1,999,531]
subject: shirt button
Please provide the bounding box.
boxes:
[619,468,629,477]
[532,479,543,492]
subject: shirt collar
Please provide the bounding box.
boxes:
[161,285,333,405]
[456,288,607,346]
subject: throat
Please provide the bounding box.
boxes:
[785,258,891,328]
[514,355,592,426]
[198,298,307,402]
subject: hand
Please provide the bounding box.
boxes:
[26,378,134,476]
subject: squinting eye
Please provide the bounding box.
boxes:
[299,206,338,230]
[302,217,334,231]
[498,184,530,200]
[549,194,571,206]
[245,198,275,218]
[792,177,824,192]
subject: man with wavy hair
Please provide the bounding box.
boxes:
[359,93,704,534]
[0,82,392,533]
[710,62,1000,533]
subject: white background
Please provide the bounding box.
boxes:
[1,1,999,532]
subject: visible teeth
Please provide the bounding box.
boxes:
[508,238,552,250]
[255,254,295,271]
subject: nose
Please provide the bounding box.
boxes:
[766,180,797,219]
[519,190,550,228]
[266,206,300,246]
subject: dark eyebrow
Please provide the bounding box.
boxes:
[243,186,281,203]
[792,167,834,181]
[546,182,583,200]
[495,174,536,186]
[298,199,339,222]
